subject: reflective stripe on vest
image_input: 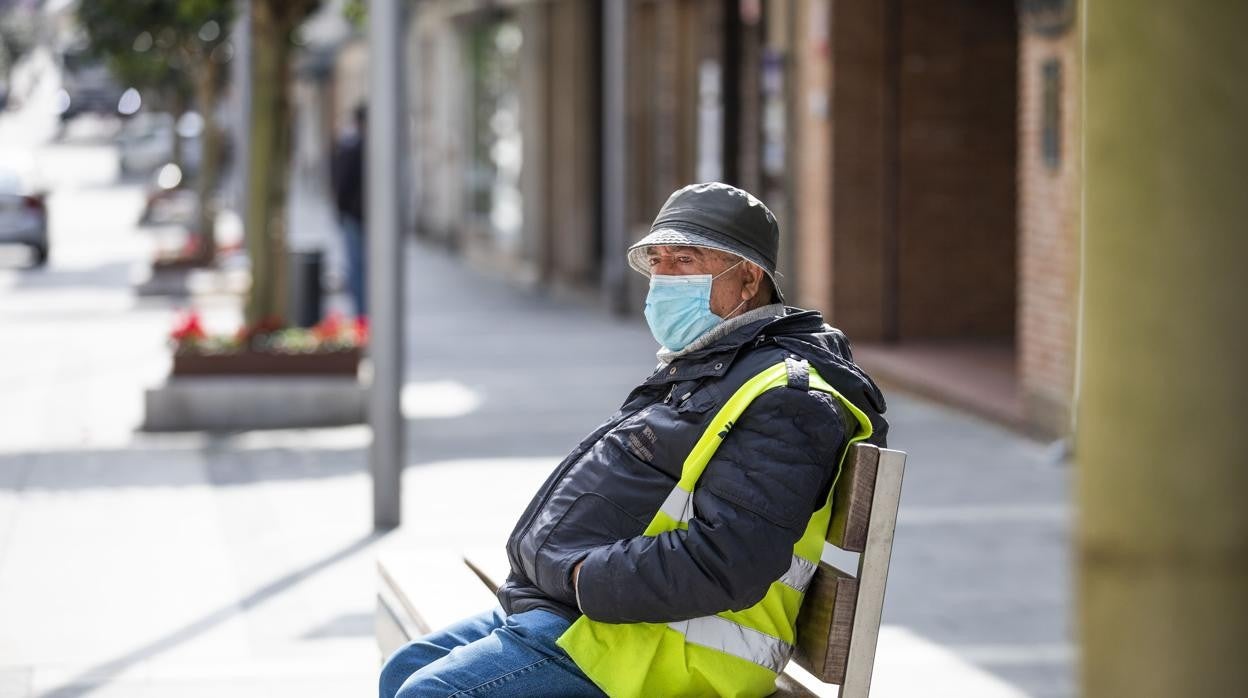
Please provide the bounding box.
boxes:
[656,484,693,524]
[668,616,793,674]
[778,553,818,594]
[661,551,818,671]
[557,358,876,698]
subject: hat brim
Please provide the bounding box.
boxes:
[627,228,785,302]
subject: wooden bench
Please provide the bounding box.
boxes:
[377,443,906,697]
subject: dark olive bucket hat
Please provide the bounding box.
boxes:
[627,182,785,302]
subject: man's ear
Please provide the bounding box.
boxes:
[742,263,764,300]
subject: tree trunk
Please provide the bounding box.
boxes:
[192,57,222,264]
[1079,3,1248,697]
[244,0,295,326]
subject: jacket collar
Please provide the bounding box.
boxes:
[643,306,826,385]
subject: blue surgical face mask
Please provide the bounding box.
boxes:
[644,261,746,352]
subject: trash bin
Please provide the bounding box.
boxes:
[288,250,323,328]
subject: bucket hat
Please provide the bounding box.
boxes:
[627,182,784,302]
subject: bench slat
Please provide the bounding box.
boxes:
[793,561,858,684]
[827,443,880,553]
[771,671,824,697]
[376,551,499,656]
[462,546,511,594]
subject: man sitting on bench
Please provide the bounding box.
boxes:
[379,182,889,698]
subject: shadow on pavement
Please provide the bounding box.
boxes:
[39,529,390,698]
[0,412,594,492]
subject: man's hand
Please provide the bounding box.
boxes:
[571,560,585,611]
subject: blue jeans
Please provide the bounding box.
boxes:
[379,607,604,698]
[340,213,367,318]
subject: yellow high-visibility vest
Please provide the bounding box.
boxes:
[558,358,874,698]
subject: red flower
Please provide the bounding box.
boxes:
[353,315,369,346]
[171,310,206,343]
[312,311,346,340]
[179,235,202,258]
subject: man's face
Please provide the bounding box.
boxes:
[644,245,763,319]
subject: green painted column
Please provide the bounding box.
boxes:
[1080,2,1248,696]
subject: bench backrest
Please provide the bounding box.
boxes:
[793,442,907,697]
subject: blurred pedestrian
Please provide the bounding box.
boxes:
[331,104,367,318]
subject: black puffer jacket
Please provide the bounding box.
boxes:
[498,308,888,623]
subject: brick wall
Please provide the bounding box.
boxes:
[827,0,889,338]
[803,0,1018,342]
[793,0,1079,435]
[894,0,1018,340]
[1017,23,1081,436]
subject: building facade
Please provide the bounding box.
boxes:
[401,0,1081,438]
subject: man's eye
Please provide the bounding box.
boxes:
[678,257,693,264]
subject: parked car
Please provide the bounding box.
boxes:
[0,168,48,266]
[117,111,202,178]
[55,51,125,124]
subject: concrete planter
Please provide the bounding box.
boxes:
[145,349,366,430]
[143,374,366,431]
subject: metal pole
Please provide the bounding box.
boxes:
[601,0,630,315]
[368,0,404,530]
[842,448,906,697]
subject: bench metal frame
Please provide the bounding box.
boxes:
[841,446,906,697]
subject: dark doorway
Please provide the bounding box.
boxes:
[889,0,1018,342]
[857,0,1023,423]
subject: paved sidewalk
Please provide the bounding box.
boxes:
[0,113,1072,697]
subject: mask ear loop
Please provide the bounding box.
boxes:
[712,260,749,320]
[720,297,749,320]
[710,259,743,281]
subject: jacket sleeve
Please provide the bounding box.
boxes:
[572,386,849,624]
